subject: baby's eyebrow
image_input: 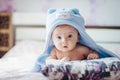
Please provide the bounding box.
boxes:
[67,31,72,33]
[55,33,61,35]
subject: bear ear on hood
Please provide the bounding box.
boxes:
[47,8,56,14]
[70,8,80,15]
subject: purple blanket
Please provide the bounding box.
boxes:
[41,57,120,80]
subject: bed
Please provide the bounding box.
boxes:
[0,25,120,80]
[0,41,119,80]
[0,40,49,80]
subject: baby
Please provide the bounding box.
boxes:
[46,24,99,64]
[33,8,119,72]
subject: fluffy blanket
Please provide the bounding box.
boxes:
[40,57,120,80]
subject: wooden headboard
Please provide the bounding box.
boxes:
[86,25,120,29]
[14,25,120,45]
[12,13,120,44]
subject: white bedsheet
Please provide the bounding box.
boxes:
[0,40,48,80]
[0,40,119,80]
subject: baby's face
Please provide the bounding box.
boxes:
[52,25,79,52]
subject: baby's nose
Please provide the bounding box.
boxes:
[62,38,67,43]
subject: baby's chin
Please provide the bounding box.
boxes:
[58,48,73,52]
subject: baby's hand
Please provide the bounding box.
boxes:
[60,57,70,62]
[87,53,99,60]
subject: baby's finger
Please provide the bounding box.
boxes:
[94,55,99,59]
[87,55,96,59]
[61,57,69,61]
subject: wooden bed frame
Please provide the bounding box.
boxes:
[14,25,120,29]
[14,25,120,44]
[86,25,120,29]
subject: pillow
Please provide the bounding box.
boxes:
[40,57,120,80]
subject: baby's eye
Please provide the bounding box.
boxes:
[57,36,61,39]
[68,35,72,38]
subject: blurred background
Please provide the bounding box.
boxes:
[0,0,120,44]
[1,0,120,25]
[0,1,120,78]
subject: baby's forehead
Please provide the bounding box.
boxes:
[52,25,79,36]
[55,24,77,31]
[57,24,73,28]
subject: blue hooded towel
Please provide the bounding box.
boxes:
[33,8,120,72]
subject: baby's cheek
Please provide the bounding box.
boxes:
[54,40,59,45]
[55,42,62,48]
[70,42,76,47]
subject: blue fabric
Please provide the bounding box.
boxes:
[33,8,120,72]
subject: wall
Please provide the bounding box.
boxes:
[1,0,120,26]
[12,0,120,26]
[2,0,118,44]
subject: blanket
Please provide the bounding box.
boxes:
[41,57,120,80]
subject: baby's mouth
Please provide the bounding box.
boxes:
[63,46,68,48]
